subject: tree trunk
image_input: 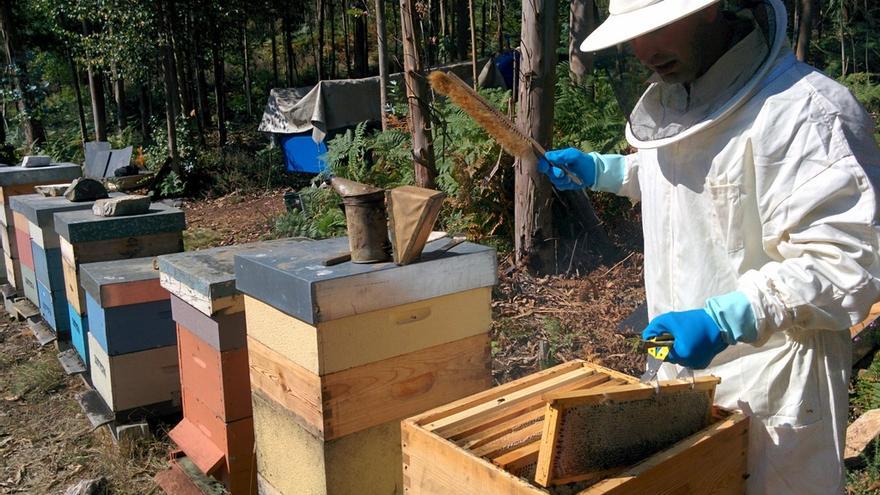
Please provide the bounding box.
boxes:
[514,0,558,271]
[283,10,296,85]
[375,0,390,130]
[138,83,151,143]
[342,0,353,77]
[354,2,369,77]
[211,31,227,147]
[569,0,597,82]
[400,0,437,187]
[480,0,487,56]
[795,0,814,61]
[455,0,468,60]
[112,70,126,131]
[0,0,46,148]
[469,0,477,86]
[329,0,337,78]
[162,44,179,171]
[194,30,210,143]
[496,0,504,51]
[316,0,325,80]
[68,50,89,146]
[270,19,279,88]
[242,24,253,117]
[86,66,108,142]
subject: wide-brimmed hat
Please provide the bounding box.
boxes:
[580,0,721,52]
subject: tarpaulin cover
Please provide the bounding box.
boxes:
[280,133,328,173]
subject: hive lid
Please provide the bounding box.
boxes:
[79,256,163,305]
[53,201,185,243]
[10,193,124,226]
[234,236,497,324]
[0,162,82,186]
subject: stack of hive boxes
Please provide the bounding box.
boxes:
[158,240,300,494]
[0,164,81,294]
[233,237,497,494]
[11,208,38,306]
[53,202,185,370]
[79,257,181,416]
[8,194,120,337]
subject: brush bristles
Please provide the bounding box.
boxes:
[429,71,532,158]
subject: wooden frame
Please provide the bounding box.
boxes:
[534,376,720,487]
[402,361,748,495]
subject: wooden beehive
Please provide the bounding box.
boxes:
[234,236,498,495]
[9,193,120,335]
[402,360,749,495]
[0,163,82,290]
[158,241,299,495]
[53,203,184,369]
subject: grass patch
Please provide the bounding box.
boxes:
[183,227,224,251]
[8,353,65,399]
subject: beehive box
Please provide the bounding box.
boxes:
[158,239,311,494]
[54,202,184,368]
[54,201,185,314]
[0,163,81,290]
[9,193,122,335]
[80,257,175,355]
[234,237,497,495]
[401,360,749,495]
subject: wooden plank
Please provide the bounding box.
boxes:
[425,368,600,436]
[442,372,613,442]
[470,419,543,459]
[14,227,33,269]
[411,361,635,428]
[543,377,720,407]
[170,294,246,352]
[534,403,562,486]
[494,442,540,472]
[246,335,324,438]
[62,231,183,265]
[244,287,491,376]
[579,413,748,495]
[401,420,543,495]
[100,278,170,307]
[845,408,880,468]
[0,183,39,204]
[167,419,226,476]
[160,272,243,317]
[62,257,86,314]
[320,333,492,440]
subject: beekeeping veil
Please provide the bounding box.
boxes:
[580,0,788,148]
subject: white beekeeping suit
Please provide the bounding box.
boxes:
[563,0,880,493]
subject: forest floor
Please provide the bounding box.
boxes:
[0,188,877,493]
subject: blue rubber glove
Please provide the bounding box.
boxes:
[642,309,728,369]
[538,148,596,190]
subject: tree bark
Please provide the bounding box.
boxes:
[795,0,814,62]
[469,0,477,86]
[514,0,558,271]
[316,0,325,80]
[400,0,437,187]
[112,70,126,131]
[138,83,151,143]
[569,0,597,82]
[496,0,504,51]
[211,31,227,147]
[68,50,89,146]
[354,1,369,77]
[455,0,468,60]
[242,24,253,117]
[194,29,210,143]
[375,0,390,130]
[270,19,279,88]
[0,0,46,148]
[162,44,179,171]
[342,0,353,77]
[329,0,337,78]
[283,9,296,85]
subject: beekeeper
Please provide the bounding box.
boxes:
[540,0,880,493]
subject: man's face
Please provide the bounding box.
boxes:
[628,7,718,84]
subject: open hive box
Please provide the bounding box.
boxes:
[402,360,749,495]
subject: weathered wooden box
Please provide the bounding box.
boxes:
[80,257,175,356]
[0,163,82,289]
[401,360,749,495]
[88,331,180,412]
[159,241,300,495]
[54,202,185,315]
[234,237,498,495]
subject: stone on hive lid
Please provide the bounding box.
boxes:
[64,178,109,202]
[92,195,150,217]
[35,183,72,197]
[22,156,51,168]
